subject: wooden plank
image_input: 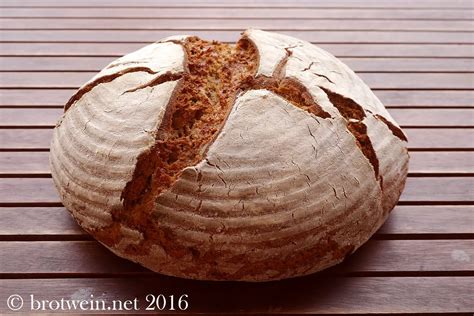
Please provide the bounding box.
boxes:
[1,108,472,128]
[0,178,60,204]
[0,129,53,149]
[402,177,474,202]
[2,30,471,44]
[1,0,472,9]
[2,72,472,89]
[2,43,471,58]
[0,207,84,236]
[379,205,474,235]
[1,277,472,314]
[0,241,145,274]
[2,89,472,108]
[0,43,144,57]
[2,18,473,32]
[2,128,472,150]
[0,89,73,106]
[1,151,473,176]
[0,108,62,126]
[374,90,474,107]
[409,152,474,174]
[388,109,474,127]
[2,56,473,72]
[1,7,471,20]
[0,177,472,204]
[0,152,51,175]
[0,57,114,71]
[1,240,473,275]
[344,58,474,72]
[406,128,474,149]
[1,205,472,238]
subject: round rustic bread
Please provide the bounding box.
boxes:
[50,29,409,281]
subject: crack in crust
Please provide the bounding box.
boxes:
[95,36,261,254]
[64,66,161,112]
[321,87,380,181]
[95,36,337,254]
[240,45,332,119]
[121,37,258,214]
[241,76,332,119]
[52,30,410,282]
[123,72,183,94]
[375,114,408,142]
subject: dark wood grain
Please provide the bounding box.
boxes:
[1,277,473,314]
[2,128,472,150]
[0,177,472,205]
[2,18,473,32]
[1,108,472,127]
[1,7,471,19]
[2,30,472,44]
[2,56,473,72]
[2,72,472,89]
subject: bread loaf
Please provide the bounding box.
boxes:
[50,29,409,281]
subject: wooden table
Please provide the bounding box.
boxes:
[0,0,473,314]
